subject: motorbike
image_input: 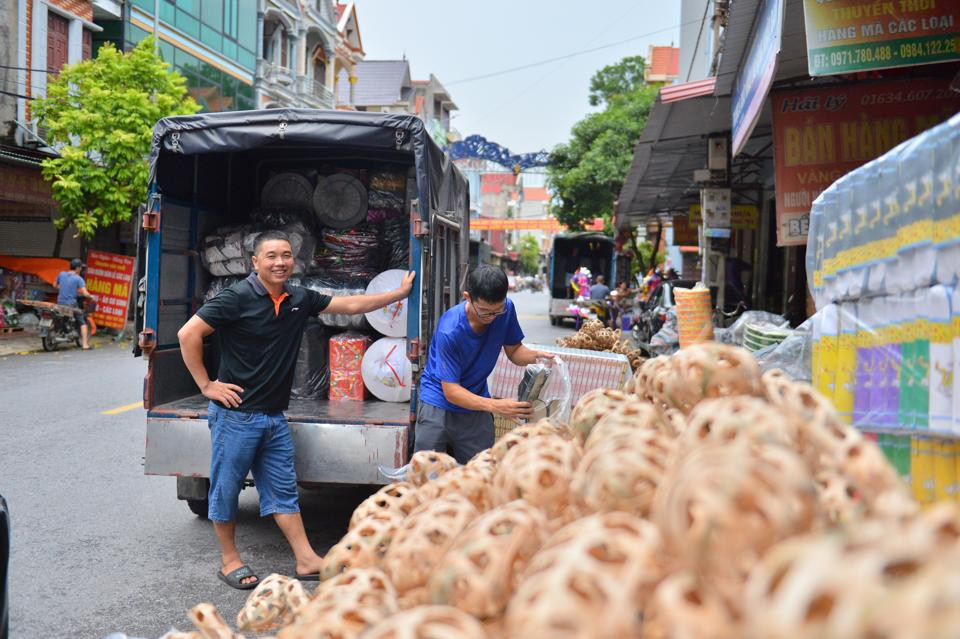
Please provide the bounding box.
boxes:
[21,299,96,351]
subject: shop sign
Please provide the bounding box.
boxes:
[803,0,960,76]
[672,215,700,246]
[689,204,759,229]
[85,250,135,330]
[731,0,785,156]
[772,77,960,246]
[701,188,732,229]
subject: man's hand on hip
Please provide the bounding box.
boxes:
[490,398,533,420]
[203,380,244,408]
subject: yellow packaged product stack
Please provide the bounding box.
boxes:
[673,284,713,349]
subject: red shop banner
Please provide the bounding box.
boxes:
[771,77,960,246]
[85,250,135,330]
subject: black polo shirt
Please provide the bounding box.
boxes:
[197,272,331,413]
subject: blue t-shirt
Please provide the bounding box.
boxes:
[419,299,525,412]
[55,271,85,306]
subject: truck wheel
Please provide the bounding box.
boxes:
[549,316,559,326]
[41,335,57,352]
[186,499,209,518]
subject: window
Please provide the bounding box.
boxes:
[47,12,69,74]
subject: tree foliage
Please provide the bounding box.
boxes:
[32,38,199,240]
[548,56,657,231]
[516,234,540,274]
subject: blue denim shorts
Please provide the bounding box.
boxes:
[207,402,299,522]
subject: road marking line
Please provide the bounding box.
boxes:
[102,401,144,415]
[518,314,548,320]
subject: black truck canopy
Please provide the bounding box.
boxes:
[148,108,468,220]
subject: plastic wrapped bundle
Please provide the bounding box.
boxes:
[367,208,404,223]
[201,225,251,276]
[364,270,408,337]
[301,276,370,329]
[315,225,381,281]
[290,319,330,400]
[329,332,371,401]
[367,170,406,211]
[249,207,312,229]
[361,337,412,402]
[204,276,244,302]
[381,217,410,270]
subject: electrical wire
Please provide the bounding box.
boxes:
[683,0,712,83]
[447,19,701,86]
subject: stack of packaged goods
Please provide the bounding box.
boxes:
[809,112,960,504]
[673,284,713,348]
[330,332,372,401]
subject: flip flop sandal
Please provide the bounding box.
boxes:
[292,570,320,581]
[218,565,260,590]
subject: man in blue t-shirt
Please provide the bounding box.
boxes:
[416,264,554,463]
[54,258,91,349]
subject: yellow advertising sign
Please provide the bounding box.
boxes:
[688,204,759,230]
[802,0,960,76]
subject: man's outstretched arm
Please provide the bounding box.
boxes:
[323,271,415,315]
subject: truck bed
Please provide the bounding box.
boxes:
[148,395,412,425]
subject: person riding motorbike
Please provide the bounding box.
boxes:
[53,258,92,350]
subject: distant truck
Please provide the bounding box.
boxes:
[134,109,469,515]
[547,232,616,326]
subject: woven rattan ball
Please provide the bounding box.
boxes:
[189,603,244,639]
[664,344,761,414]
[465,448,498,481]
[651,442,818,581]
[236,573,308,632]
[321,511,403,579]
[641,571,739,639]
[504,512,664,638]
[814,469,861,524]
[834,436,905,504]
[659,408,687,438]
[678,396,796,455]
[414,465,493,512]
[492,436,580,523]
[573,428,673,517]
[428,500,548,619]
[491,419,570,461]
[569,388,631,441]
[383,493,479,593]
[311,567,398,611]
[349,482,421,530]
[584,401,672,451]
[636,356,673,405]
[360,605,489,639]
[405,451,459,486]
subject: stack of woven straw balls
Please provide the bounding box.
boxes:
[556,319,645,371]
[167,343,960,639]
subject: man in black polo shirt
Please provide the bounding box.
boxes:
[178,230,414,589]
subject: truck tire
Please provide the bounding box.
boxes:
[549,315,559,326]
[186,499,209,518]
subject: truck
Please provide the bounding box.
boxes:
[547,232,616,326]
[134,109,469,515]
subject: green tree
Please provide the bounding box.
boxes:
[515,234,540,274]
[33,37,199,254]
[548,56,657,231]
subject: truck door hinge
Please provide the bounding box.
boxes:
[138,328,157,356]
[407,338,423,362]
[142,194,162,232]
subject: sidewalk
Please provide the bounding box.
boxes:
[0,327,128,358]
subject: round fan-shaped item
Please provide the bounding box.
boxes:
[362,337,411,402]
[365,269,409,337]
[261,172,313,209]
[314,173,369,229]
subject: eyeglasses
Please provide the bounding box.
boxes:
[470,299,507,320]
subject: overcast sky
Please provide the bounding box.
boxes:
[355,1,681,155]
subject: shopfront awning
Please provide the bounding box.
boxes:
[616,0,809,230]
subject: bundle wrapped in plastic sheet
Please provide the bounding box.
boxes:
[314,224,381,280]
[727,310,790,348]
[249,207,313,230]
[244,220,315,275]
[368,170,406,211]
[201,225,252,276]
[291,318,331,400]
[204,276,244,302]
[300,275,371,329]
[381,217,409,270]
[367,208,405,223]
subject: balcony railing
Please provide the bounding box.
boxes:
[298,77,334,108]
[256,59,295,87]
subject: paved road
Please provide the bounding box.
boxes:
[1,289,570,638]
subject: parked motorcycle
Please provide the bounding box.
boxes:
[20,299,96,351]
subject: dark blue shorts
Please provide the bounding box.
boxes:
[207,402,299,522]
[414,401,494,464]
